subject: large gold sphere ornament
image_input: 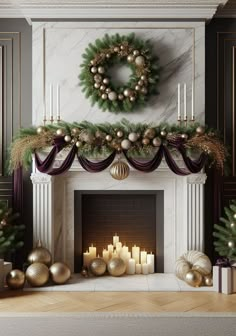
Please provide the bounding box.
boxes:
[203,274,213,287]
[185,270,203,287]
[107,257,126,277]
[89,258,107,276]
[26,262,49,287]
[6,269,25,289]
[49,262,71,284]
[28,240,52,267]
[110,160,130,180]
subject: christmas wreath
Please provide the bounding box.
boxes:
[79,33,160,113]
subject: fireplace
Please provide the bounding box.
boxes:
[74,191,164,273]
[31,154,207,273]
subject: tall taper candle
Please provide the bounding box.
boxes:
[191,80,194,120]
[57,84,60,120]
[183,83,187,120]
[177,83,181,121]
[50,83,53,121]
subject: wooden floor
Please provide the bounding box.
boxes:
[0,291,236,313]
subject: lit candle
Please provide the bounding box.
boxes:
[135,263,142,274]
[83,250,91,268]
[140,250,147,265]
[107,244,114,258]
[112,250,117,258]
[89,244,96,260]
[127,258,135,275]
[113,233,119,246]
[191,80,194,121]
[184,82,187,120]
[49,83,53,121]
[177,83,181,121]
[147,252,155,274]
[132,245,140,264]
[56,83,60,120]
[102,249,109,263]
[116,242,122,250]
[142,263,149,275]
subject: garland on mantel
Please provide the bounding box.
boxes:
[9,119,226,173]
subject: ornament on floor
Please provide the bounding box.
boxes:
[25,262,49,287]
[79,33,160,113]
[81,266,89,277]
[185,270,203,287]
[49,262,71,285]
[89,257,107,276]
[107,257,126,277]
[27,240,52,267]
[6,269,25,289]
[203,274,213,286]
[110,159,130,180]
[175,250,212,287]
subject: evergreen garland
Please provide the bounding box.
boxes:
[79,33,160,113]
[213,200,236,260]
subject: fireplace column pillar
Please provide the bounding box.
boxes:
[30,173,54,260]
[186,173,207,252]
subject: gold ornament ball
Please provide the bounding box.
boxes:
[127,54,134,63]
[98,66,105,74]
[28,240,52,267]
[133,50,140,56]
[153,137,162,147]
[234,213,236,219]
[142,138,150,145]
[141,75,147,81]
[110,160,130,180]
[90,66,97,73]
[26,262,49,287]
[56,128,64,136]
[135,55,145,67]
[37,126,46,134]
[228,241,235,248]
[196,126,205,135]
[50,262,71,284]
[94,82,100,89]
[100,85,106,91]
[89,258,107,276]
[123,88,132,97]
[64,135,72,143]
[6,269,25,289]
[106,88,112,93]
[116,130,124,138]
[121,139,132,150]
[185,270,203,287]
[107,258,126,277]
[114,46,120,52]
[103,78,109,85]
[130,96,136,102]
[118,94,124,100]
[230,222,235,228]
[94,74,102,83]
[160,130,167,137]
[141,87,148,95]
[106,53,111,58]
[138,80,144,86]
[101,93,108,100]
[71,127,79,136]
[181,133,188,140]
[204,274,213,287]
[76,141,82,148]
[106,134,112,142]
[135,85,141,91]
[144,128,156,140]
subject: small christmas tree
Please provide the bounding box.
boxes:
[213,199,236,260]
[0,201,25,257]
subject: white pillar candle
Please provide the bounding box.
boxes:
[112,251,117,258]
[83,251,91,268]
[184,82,187,120]
[125,252,131,273]
[147,252,155,274]
[127,258,135,275]
[191,80,194,120]
[113,233,119,246]
[107,244,114,258]
[56,83,60,119]
[102,249,109,263]
[135,263,142,274]
[49,83,53,120]
[177,83,181,121]
[120,245,129,262]
[89,244,96,260]
[142,263,149,275]
[132,245,140,264]
[122,245,128,254]
[140,250,147,264]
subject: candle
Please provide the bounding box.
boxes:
[177,83,181,121]
[184,82,187,120]
[112,250,117,258]
[125,252,131,273]
[135,263,142,274]
[147,252,155,274]
[116,242,122,250]
[49,83,53,120]
[56,83,60,120]
[107,244,114,258]
[102,249,109,263]
[83,250,91,268]
[142,263,149,275]
[140,250,147,264]
[113,233,119,246]
[89,244,96,259]
[132,245,140,264]
[127,258,135,275]
[191,80,194,120]
[43,98,46,122]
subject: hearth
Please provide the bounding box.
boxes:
[74,191,164,273]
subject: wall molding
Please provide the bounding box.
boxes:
[0,1,228,20]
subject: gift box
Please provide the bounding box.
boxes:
[213,261,236,295]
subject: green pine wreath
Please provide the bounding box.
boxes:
[79,33,161,113]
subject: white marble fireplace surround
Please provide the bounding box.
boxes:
[32,20,207,274]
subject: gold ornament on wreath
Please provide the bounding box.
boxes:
[27,239,52,267]
[79,33,160,113]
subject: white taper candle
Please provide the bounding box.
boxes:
[49,83,53,120]
[184,83,187,120]
[191,80,194,120]
[57,84,60,119]
[177,83,181,121]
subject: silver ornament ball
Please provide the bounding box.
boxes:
[90,66,97,74]
[64,135,72,143]
[56,129,64,136]
[108,91,118,101]
[128,132,139,142]
[153,137,162,147]
[121,139,132,150]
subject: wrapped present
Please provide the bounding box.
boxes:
[213,258,236,295]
